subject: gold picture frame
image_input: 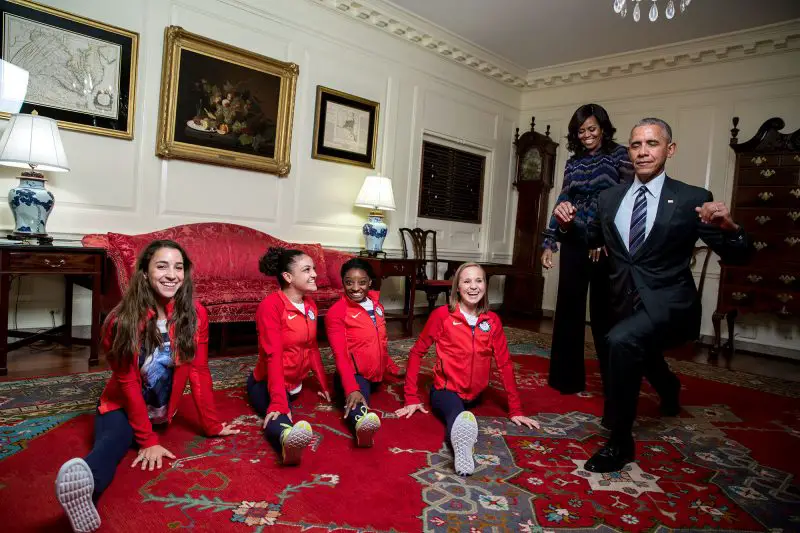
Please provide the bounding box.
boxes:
[156,26,298,176]
[312,86,379,169]
[0,0,139,139]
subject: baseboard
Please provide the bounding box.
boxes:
[698,334,800,361]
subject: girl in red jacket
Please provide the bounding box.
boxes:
[249,247,331,465]
[55,240,239,533]
[395,262,539,476]
[325,258,402,447]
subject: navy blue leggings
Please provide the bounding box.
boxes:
[334,373,379,429]
[429,387,481,441]
[246,373,295,451]
[84,408,135,501]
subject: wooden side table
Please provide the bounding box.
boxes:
[362,257,421,335]
[0,242,106,376]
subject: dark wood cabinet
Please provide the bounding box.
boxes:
[503,117,558,317]
[713,117,800,354]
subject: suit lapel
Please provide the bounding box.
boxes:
[607,182,631,251]
[632,176,679,261]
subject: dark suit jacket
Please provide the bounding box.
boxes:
[575,176,752,345]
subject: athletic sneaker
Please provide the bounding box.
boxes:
[280,420,313,465]
[354,407,381,448]
[55,458,101,532]
[451,411,479,476]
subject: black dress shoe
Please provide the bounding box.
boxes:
[585,442,634,473]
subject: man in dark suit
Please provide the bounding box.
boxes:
[553,117,751,473]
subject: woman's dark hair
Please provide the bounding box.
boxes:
[340,258,376,280]
[259,246,306,288]
[105,239,197,367]
[566,103,617,156]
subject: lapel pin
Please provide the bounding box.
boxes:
[667,199,674,203]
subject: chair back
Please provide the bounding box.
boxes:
[399,227,439,281]
[691,246,713,297]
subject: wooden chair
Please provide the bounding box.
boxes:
[399,228,452,312]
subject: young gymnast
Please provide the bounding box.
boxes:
[395,262,539,475]
[325,258,404,447]
[248,247,331,465]
[55,240,239,533]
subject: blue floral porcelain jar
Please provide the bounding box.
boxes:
[8,175,54,237]
[362,211,388,253]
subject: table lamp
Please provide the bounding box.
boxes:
[354,174,395,256]
[0,113,70,244]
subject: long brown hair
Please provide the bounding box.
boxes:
[105,239,197,367]
[448,262,490,315]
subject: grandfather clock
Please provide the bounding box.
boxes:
[503,117,558,317]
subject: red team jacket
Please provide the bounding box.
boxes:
[254,291,330,414]
[98,300,223,448]
[325,291,400,395]
[404,305,524,418]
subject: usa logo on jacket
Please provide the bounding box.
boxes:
[375,307,383,317]
[478,320,491,332]
[308,309,316,321]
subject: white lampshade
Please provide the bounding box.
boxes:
[0,113,70,172]
[355,175,395,211]
[0,60,28,114]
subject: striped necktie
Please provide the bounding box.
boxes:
[629,185,648,253]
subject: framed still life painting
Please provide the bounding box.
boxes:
[0,0,139,139]
[312,86,379,168]
[156,26,298,176]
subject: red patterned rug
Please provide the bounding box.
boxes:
[0,330,798,532]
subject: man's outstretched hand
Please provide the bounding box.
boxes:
[695,202,738,231]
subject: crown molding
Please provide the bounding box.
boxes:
[308,0,529,87]
[524,19,800,90]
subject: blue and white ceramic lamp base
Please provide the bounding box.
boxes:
[8,175,54,241]
[362,210,388,254]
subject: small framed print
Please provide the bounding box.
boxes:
[312,86,379,168]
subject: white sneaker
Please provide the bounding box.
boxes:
[280,421,313,465]
[451,411,479,476]
[354,409,381,448]
[56,458,101,533]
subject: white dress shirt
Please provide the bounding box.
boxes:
[614,171,666,251]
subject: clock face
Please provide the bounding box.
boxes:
[520,149,542,181]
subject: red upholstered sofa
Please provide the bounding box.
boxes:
[82,223,353,323]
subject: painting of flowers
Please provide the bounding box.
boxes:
[156,26,298,175]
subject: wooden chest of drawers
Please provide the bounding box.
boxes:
[714,117,800,354]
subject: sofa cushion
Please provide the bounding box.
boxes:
[194,278,280,306]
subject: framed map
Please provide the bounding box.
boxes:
[312,86,379,168]
[0,0,138,139]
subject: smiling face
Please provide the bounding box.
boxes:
[457,266,486,309]
[343,268,371,302]
[628,124,676,182]
[283,254,317,293]
[578,116,603,153]
[147,247,184,302]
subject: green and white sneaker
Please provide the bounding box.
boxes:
[55,458,101,532]
[354,407,381,448]
[280,420,313,465]
[451,411,478,476]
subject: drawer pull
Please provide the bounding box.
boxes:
[758,192,774,201]
[755,215,771,225]
[753,241,768,251]
[779,275,796,285]
[795,155,800,163]
[789,211,800,222]
[746,274,763,283]
[779,306,792,316]
[786,237,800,247]
[750,156,767,166]
[43,258,66,268]
[791,189,800,199]
[759,169,776,178]
[731,292,748,301]
[777,293,794,304]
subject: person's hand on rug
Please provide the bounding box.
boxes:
[344,391,367,418]
[264,410,291,429]
[510,415,540,429]
[317,390,332,402]
[395,403,429,418]
[217,422,241,436]
[132,444,176,471]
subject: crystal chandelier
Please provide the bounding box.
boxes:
[613,0,691,22]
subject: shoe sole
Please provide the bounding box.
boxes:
[55,458,101,533]
[282,422,313,465]
[451,412,478,476]
[355,414,381,448]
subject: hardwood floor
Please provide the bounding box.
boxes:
[2,318,799,382]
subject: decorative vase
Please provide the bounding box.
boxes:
[362,210,388,254]
[8,175,54,238]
